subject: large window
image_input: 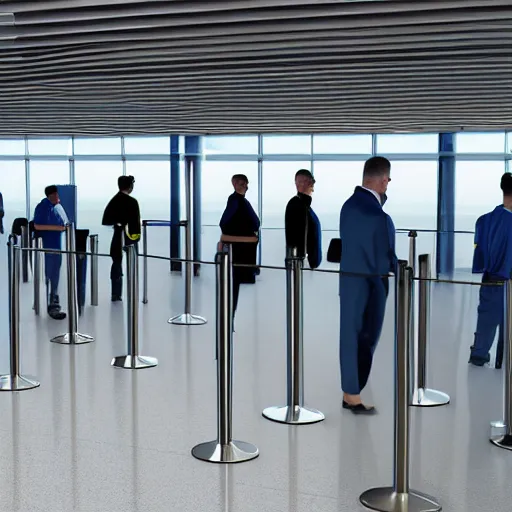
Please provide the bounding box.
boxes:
[29,161,70,219]
[74,137,122,155]
[0,138,25,156]
[262,135,311,155]
[377,134,438,154]
[0,160,26,227]
[28,137,71,156]
[124,136,170,155]
[313,134,372,155]
[312,161,362,231]
[456,132,506,154]
[204,136,258,155]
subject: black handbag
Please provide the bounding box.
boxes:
[327,238,342,263]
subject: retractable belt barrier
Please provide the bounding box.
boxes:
[192,244,258,463]
[0,239,40,391]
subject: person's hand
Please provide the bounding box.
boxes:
[59,225,66,232]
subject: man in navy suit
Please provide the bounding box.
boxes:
[339,157,396,414]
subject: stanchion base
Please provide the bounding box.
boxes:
[0,374,40,391]
[262,405,325,425]
[168,313,207,326]
[411,388,450,407]
[359,487,441,512]
[191,440,259,464]
[50,333,95,345]
[490,433,512,450]
[111,355,158,369]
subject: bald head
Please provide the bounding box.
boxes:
[362,156,391,196]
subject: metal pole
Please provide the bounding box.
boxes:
[21,225,29,283]
[191,245,258,463]
[111,244,157,369]
[408,230,417,276]
[90,234,99,307]
[142,222,148,304]
[168,158,207,326]
[33,237,43,315]
[262,247,324,425]
[51,224,94,345]
[411,254,450,407]
[359,262,441,512]
[490,279,512,450]
[0,243,40,391]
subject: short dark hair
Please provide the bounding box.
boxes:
[363,157,391,178]
[118,175,135,191]
[45,185,58,197]
[501,173,512,195]
[232,174,248,183]
[295,169,315,183]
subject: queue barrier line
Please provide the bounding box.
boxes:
[18,246,503,286]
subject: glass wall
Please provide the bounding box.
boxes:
[0,132,510,271]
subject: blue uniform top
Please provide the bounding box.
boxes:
[472,205,512,279]
[339,187,396,279]
[220,192,260,237]
[33,198,66,249]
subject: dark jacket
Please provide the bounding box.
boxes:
[219,192,260,237]
[284,193,322,269]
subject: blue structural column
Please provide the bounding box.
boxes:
[185,135,202,277]
[436,133,455,276]
[170,135,181,272]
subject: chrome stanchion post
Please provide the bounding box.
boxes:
[411,254,450,407]
[33,237,43,315]
[360,262,441,512]
[490,279,512,450]
[21,225,29,283]
[169,158,206,325]
[142,222,148,304]
[408,230,417,276]
[51,224,94,345]
[262,247,324,425]
[192,246,258,463]
[0,243,40,391]
[89,234,99,307]
[112,245,158,369]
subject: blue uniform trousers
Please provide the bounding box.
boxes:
[339,276,388,395]
[472,275,505,365]
[45,252,62,310]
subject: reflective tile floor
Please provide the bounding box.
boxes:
[0,250,510,512]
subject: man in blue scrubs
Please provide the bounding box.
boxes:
[469,173,512,368]
[33,185,67,320]
[339,157,396,414]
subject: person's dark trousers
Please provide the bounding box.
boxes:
[232,268,241,318]
[339,276,387,395]
[45,252,64,318]
[110,228,124,300]
[471,274,504,367]
[76,254,87,315]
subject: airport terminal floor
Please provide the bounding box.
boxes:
[0,231,510,512]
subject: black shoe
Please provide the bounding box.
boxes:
[342,401,376,415]
[111,295,122,302]
[468,355,490,367]
[48,309,66,320]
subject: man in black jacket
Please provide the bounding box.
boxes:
[284,169,322,268]
[102,175,141,301]
[219,174,260,319]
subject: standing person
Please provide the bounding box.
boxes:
[469,173,512,368]
[284,169,322,269]
[218,174,260,321]
[339,157,396,414]
[102,175,141,302]
[33,185,67,320]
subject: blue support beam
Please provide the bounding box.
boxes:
[170,135,181,272]
[185,135,202,277]
[436,133,455,276]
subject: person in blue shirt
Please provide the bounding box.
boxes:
[33,185,67,320]
[284,169,322,269]
[469,173,512,368]
[218,174,260,320]
[339,157,396,414]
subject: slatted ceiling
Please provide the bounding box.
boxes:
[0,1,511,136]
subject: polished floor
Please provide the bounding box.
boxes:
[0,239,510,512]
